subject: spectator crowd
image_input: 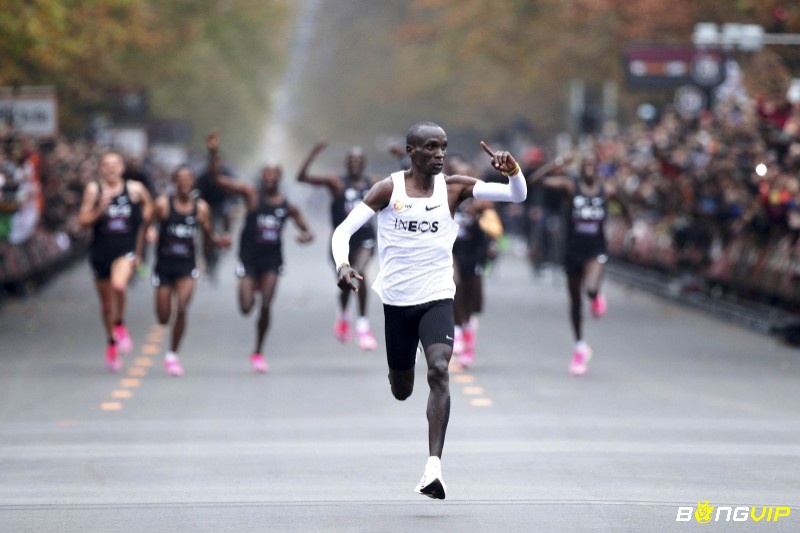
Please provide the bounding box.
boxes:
[0,124,168,297]
[520,83,800,309]
[4,78,800,311]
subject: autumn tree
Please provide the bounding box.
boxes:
[0,0,293,160]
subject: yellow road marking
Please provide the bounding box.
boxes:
[141,343,160,355]
[99,324,164,415]
[127,367,147,377]
[470,398,493,407]
[452,368,493,408]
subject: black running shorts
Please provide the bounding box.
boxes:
[152,261,199,287]
[90,251,136,280]
[383,299,454,371]
[236,253,284,278]
[563,238,607,275]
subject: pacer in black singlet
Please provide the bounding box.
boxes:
[78,151,152,372]
[297,141,378,350]
[207,131,313,373]
[151,164,230,376]
[528,151,631,376]
[448,154,503,369]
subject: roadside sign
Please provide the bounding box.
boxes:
[0,87,58,137]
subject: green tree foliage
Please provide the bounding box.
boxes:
[292,0,800,151]
[0,0,292,159]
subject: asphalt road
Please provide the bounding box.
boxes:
[1,224,799,532]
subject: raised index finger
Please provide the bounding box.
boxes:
[479,141,494,158]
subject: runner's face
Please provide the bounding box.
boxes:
[581,157,597,181]
[346,153,364,175]
[409,128,447,175]
[261,165,281,191]
[100,153,124,181]
[174,168,195,196]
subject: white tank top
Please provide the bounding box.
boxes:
[372,171,458,306]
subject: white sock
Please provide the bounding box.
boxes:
[454,325,463,339]
[469,316,479,330]
[165,351,178,362]
[337,308,349,322]
[425,456,442,478]
[575,340,587,351]
[355,316,370,333]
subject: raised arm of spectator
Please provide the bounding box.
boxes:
[528,155,575,194]
[207,131,258,210]
[297,140,342,194]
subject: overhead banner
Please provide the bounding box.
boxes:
[624,46,725,90]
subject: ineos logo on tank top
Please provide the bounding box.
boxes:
[167,223,196,240]
[392,218,440,233]
[105,197,133,234]
[572,192,605,236]
[572,195,604,220]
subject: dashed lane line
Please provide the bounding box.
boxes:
[450,359,493,408]
[99,324,165,412]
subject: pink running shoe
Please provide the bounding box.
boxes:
[591,294,607,319]
[569,343,593,376]
[114,324,133,354]
[458,348,475,369]
[462,326,476,354]
[164,357,184,377]
[250,353,269,373]
[105,343,121,373]
[452,329,464,356]
[334,318,352,343]
[356,328,378,351]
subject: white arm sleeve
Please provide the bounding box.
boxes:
[472,171,527,203]
[331,202,377,269]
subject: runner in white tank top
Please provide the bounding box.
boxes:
[330,122,526,500]
[372,171,458,306]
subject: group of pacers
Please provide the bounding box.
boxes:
[78,122,629,499]
[78,129,623,380]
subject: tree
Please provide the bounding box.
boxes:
[0,0,293,161]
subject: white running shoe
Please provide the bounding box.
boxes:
[414,457,446,500]
[356,328,378,351]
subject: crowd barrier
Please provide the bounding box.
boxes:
[0,231,87,295]
[607,217,800,310]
